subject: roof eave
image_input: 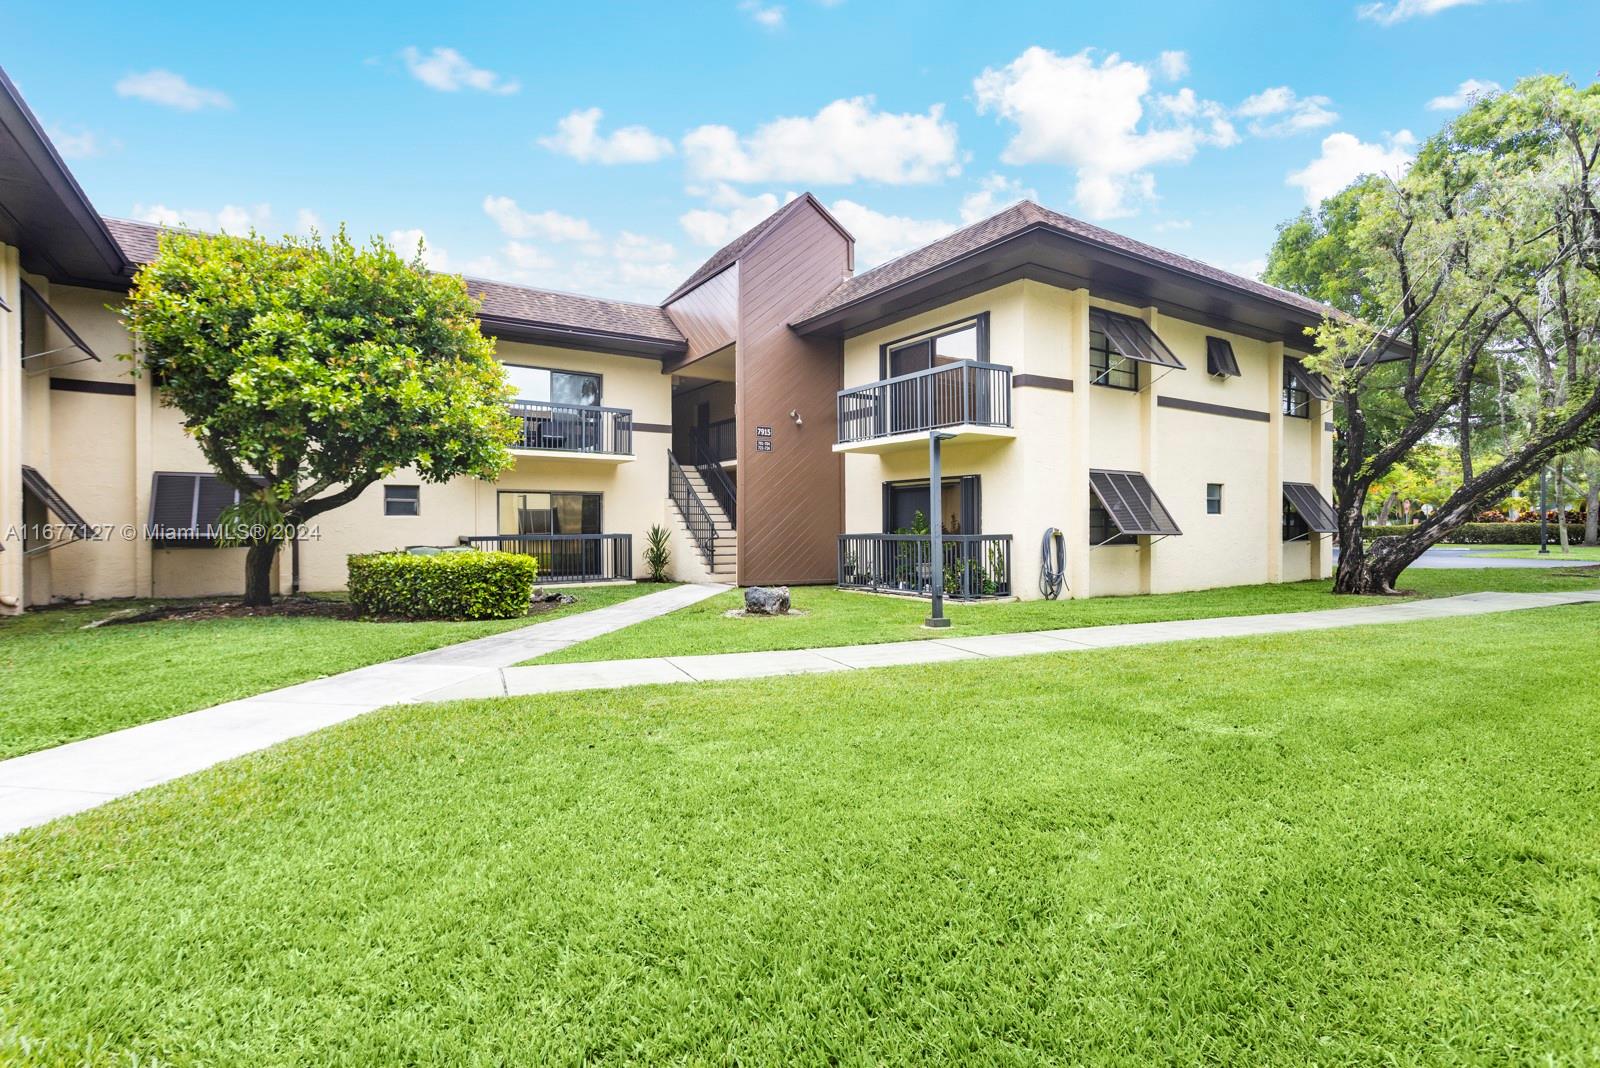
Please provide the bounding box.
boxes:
[477,314,687,360]
[791,221,1334,348]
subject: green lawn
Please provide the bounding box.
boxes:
[0,584,671,759]
[528,565,1600,664]
[4,606,1599,1063]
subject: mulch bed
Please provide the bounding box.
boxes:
[86,595,574,627]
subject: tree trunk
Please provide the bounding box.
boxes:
[244,542,278,607]
[1586,475,1598,547]
[1556,458,1570,553]
[1376,491,1399,526]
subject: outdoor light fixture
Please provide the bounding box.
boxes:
[789,409,803,425]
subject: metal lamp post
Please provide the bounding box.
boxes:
[926,430,956,629]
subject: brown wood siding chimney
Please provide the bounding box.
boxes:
[734,202,850,586]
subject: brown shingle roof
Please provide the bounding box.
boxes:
[103,217,683,346]
[797,200,1334,325]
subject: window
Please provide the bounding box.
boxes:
[1283,499,1310,541]
[147,472,261,547]
[1206,483,1224,515]
[883,476,980,535]
[497,491,602,536]
[384,485,420,517]
[1090,502,1138,545]
[1088,469,1183,538]
[1282,374,1310,418]
[1090,324,1139,391]
[503,365,602,407]
[882,314,988,378]
[1205,337,1241,378]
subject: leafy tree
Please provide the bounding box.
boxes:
[124,228,518,605]
[1265,75,1600,593]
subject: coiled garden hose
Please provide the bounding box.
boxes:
[1039,527,1066,600]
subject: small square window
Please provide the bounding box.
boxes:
[384,485,420,517]
[1206,483,1224,515]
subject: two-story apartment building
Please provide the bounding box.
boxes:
[1,67,1347,614]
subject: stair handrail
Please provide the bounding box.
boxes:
[688,431,737,529]
[668,452,718,567]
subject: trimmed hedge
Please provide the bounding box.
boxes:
[348,551,540,620]
[1362,522,1563,545]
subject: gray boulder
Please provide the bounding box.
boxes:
[743,585,791,615]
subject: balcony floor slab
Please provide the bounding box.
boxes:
[832,424,1016,455]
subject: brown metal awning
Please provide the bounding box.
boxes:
[21,465,91,553]
[148,472,256,547]
[19,279,101,366]
[1090,469,1183,537]
[1090,308,1185,370]
[1205,336,1241,377]
[1284,357,1332,401]
[1283,482,1338,534]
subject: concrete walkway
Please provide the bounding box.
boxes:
[3,586,1595,838]
[0,582,727,837]
[426,589,1600,698]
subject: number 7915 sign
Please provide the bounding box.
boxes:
[755,425,773,452]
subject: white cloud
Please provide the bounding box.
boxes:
[1151,218,1193,232]
[1427,77,1502,110]
[959,174,1037,223]
[482,196,599,242]
[1236,86,1338,137]
[1357,0,1484,24]
[740,1,785,28]
[388,228,451,269]
[682,96,960,185]
[114,70,232,111]
[1157,50,1189,80]
[679,184,784,246]
[827,199,957,268]
[538,108,674,164]
[399,47,519,94]
[48,126,109,159]
[1287,130,1416,205]
[293,209,323,236]
[1224,256,1268,280]
[134,202,272,234]
[974,46,1236,219]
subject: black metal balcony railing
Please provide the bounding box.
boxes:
[837,360,1012,445]
[459,533,633,583]
[699,418,737,463]
[837,534,1012,600]
[509,401,632,455]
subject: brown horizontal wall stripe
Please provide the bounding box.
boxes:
[1156,394,1270,423]
[1012,374,1073,392]
[50,377,136,397]
[631,422,672,434]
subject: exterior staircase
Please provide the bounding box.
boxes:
[668,454,737,581]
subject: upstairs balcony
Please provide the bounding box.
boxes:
[834,360,1015,454]
[509,401,633,462]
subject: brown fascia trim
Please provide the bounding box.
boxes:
[0,67,129,281]
[1156,395,1270,423]
[631,422,673,434]
[792,223,1329,340]
[477,315,686,361]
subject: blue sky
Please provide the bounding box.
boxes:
[9,0,1599,302]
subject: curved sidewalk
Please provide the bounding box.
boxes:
[0,582,728,837]
[3,587,1595,838]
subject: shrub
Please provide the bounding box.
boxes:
[348,551,539,620]
[644,524,671,583]
[1362,522,1554,545]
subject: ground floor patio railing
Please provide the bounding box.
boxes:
[837,533,1012,600]
[459,533,633,583]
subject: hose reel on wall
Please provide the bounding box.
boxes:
[1039,527,1066,600]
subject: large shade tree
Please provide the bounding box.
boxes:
[1265,76,1600,594]
[125,228,518,605]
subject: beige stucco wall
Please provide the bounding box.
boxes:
[13,288,675,601]
[839,279,1335,601]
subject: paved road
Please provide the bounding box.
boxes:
[1361,547,1589,569]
